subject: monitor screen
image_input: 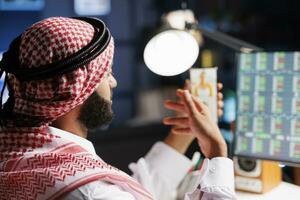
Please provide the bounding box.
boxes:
[234,52,300,165]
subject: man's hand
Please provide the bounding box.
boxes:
[163,89,227,159]
[163,80,225,156]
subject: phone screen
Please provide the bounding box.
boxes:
[190,67,218,122]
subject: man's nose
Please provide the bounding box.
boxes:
[110,75,117,88]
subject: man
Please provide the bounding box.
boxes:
[0,17,236,199]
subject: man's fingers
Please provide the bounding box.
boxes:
[182,90,198,115]
[176,90,184,105]
[171,127,191,135]
[190,96,204,113]
[164,100,186,113]
[218,100,224,109]
[176,90,198,116]
[176,89,185,98]
[218,109,223,118]
[217,83,223,91]
[163,117,189,126]
[184,79,191,91]
[217,92,223,101]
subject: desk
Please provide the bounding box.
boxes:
[236,182,300,200]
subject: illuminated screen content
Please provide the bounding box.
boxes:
[235,52,300,164]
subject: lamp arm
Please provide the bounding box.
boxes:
[197,26,264,53]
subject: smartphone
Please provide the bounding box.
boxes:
[190,67,218,122]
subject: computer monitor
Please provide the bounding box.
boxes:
[234,52,300,165]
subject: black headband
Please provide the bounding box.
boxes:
[0,17,111,81]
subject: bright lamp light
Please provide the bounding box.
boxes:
[143,29,199,76]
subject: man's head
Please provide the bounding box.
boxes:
[1,17,115,132]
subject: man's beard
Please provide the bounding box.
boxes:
[78,92,114,131]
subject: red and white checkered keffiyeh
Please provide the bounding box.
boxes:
[12,17,113,122]
[0,17,153,200]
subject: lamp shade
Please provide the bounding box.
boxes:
[143,30,199,76]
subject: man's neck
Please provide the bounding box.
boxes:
[51,107,88,138]
[51,119,88,138]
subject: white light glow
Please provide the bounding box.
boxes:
[143,30,199,76]
[278,164,286,168]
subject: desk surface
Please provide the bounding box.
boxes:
[236,182,300,200]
